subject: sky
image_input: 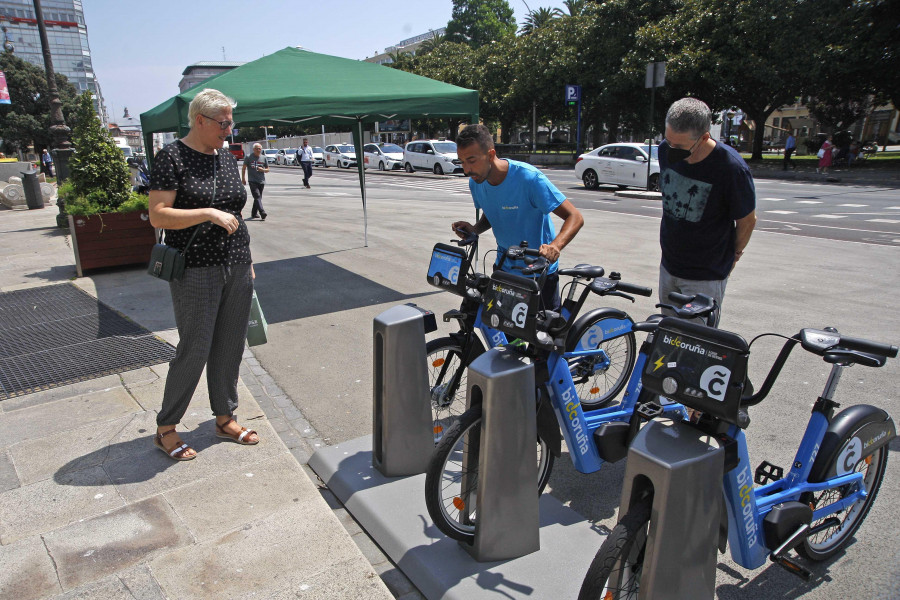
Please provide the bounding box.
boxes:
[82,0,571,123]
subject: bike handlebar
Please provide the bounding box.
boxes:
[839,335,898,358]
[616,281,653,297]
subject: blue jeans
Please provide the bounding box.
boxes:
[301,161,313,185]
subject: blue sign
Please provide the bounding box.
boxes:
[565,84,581,104]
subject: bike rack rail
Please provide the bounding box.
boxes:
[372,304,436,476]
[463,347,541,561]
[618,418,724,599]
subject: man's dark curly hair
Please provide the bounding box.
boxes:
[456,124,494,152]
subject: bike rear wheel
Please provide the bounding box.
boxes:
[578,496,651,600]
[425,405,554,543]
[569,322,637,411]
[797,445,888,561]
[426,337,479,444]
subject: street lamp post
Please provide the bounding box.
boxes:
[32,0,74,227]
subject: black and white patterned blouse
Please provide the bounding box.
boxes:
[150,140,251,268]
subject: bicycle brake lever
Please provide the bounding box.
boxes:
[607,290,636,303]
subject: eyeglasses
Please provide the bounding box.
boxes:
[665,134,706,152]
[201,114,234,131]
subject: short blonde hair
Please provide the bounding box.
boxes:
[188,89,237,128]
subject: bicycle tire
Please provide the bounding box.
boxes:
[578,496,651,600]
[424,405,554,543]
[797,445,888,561]
[568,319,637,411]
[426,337,479,444]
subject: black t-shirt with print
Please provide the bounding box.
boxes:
[150,140,251,268]
[658,141,755,280]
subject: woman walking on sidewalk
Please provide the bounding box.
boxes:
[148,88,260,461]
[817,135,834,175]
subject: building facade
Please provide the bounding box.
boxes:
[179,62,243,93]
[0,0,106,121]
[365,28,446,65]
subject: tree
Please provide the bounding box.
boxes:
[520,7,562,35]
[445,0,517,48]
[67,92,131,211]
[418,32,446,55]
[562,0,588,16]
[0,51,79,155]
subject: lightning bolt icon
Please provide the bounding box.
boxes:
[487,299,494,311]
[653,355,666,372]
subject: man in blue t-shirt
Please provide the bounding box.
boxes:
[452,124,584,311]
[658,97,757,327]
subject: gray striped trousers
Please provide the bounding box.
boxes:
[157,264,253,426]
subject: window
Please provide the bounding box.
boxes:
[772,117,780,128]
[617,147,638,160]
[598,147,616,157]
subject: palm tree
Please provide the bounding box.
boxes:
[562,0,587,17]
[520,7,562,35]
[418,32,445,55]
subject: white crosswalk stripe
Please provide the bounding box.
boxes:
[766,210,797,214]
[812,214,847,219]
[796,200,823,204]
[760,197,785,201]
[838,204,868,207]
[867,219,900,224]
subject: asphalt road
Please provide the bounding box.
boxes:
[257,164,899,599]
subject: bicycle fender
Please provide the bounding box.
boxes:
[565,307,634,352]
[808,405,896,483]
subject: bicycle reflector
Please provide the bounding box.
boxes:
[642,317,751,426]
[426,243,470,296]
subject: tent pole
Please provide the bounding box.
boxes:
[352,119,368,247]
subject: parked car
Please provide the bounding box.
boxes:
[574,143,660,191]
[312,146,326,166]
[262,148,280,165]
[363,142,405,171]
[323,144,357,168]
[403,139,463,174]
[276,148,297,165]
[228,143,244,161]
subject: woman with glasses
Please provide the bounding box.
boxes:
[148,88,259,461]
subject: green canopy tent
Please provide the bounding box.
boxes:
[140,47,479,244]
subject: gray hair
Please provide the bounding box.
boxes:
[188,89,237,128]
[665,97,711,138]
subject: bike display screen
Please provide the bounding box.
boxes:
[426,243,469,296]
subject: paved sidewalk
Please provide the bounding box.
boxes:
[0,206,394,599]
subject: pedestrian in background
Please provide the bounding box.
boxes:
[148,88,259,461]
[297,138,314,189]
[242,143,269,220]
[41,148,54,177]
[657,97,757,327]
[783,131,797,170]
[817,135,833,174]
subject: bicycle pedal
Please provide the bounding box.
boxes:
[770,554,811,581]
[755,460,784,485]
[636,401,663,420]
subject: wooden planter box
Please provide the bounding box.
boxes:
[67,210,156,277]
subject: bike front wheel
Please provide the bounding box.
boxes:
[424,405,554,543]
[569,321,637,411]
[578,496,651,600]
[797,445,888,561]
[426,337,480,444]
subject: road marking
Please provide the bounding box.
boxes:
[760,219,900,234]
[796,200,823,204]
[642,205,662,210]
[593,200,618,204]
[887,206,900,210]
[766,210,797,215]
[867,219,900,224]
[760,197,785,201]
[838,204,867,207]
[813,214,847,219]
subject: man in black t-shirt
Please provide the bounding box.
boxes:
[658,98,757,327]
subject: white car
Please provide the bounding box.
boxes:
[262,148,280,165]
[323,144,357,168]
[575,143,660,191]
[312,146,325,167]
[276,148,297,165]
[403,139,463,174]
[363,142,405,171]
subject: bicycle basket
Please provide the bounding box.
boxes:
[642,317,750,426]
[481,270,542,344]
[426,243,470,296]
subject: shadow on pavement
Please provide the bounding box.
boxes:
[253,254,439,324]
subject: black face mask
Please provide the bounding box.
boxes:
[666,146,692,164]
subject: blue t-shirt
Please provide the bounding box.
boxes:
[469,160,566,275]
[658,141,755,280]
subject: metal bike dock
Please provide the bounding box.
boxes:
[372,303,435,476]
[462,347,540,562]
[619,418,724,600]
